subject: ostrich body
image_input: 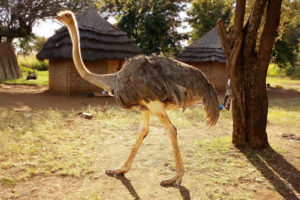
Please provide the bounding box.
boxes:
[56,11,219,187]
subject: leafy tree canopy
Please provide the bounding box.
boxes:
[14,34,47,55]
[188,0,233,41]
[99,0,189,56]
[0,0,96,42]
[272,0,300,72]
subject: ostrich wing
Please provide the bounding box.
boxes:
[113,55,211,110]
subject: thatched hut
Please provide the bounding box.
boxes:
[37,8,142,95]
[0,42,21,80]
[176,27,227,92]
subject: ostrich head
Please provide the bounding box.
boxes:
[55,10,75,26]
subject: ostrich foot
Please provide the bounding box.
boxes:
[105,169,126,177]
[160,175,182,187]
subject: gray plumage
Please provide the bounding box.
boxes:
[55,10,220,186]
[112,55,220,126]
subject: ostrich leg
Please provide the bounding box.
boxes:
[106,109,150,176]
[147,102,184,187]
[155,111,184,186]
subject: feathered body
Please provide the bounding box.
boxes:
[113,55,219,126]
[55,10,219,187]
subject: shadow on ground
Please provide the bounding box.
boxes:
[106,174,191,200]
[239,147,300,200]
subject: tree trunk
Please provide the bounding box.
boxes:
[218,0,282,149]
[0,42,22,80]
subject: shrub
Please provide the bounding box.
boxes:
[17,54,49,71]
[267,63,286,77]
[291,67,300,79]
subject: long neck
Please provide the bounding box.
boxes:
[66,18,116,93]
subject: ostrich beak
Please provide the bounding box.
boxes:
[54,15,62,21]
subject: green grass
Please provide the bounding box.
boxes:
[266,76,300,91]
[267,63,300,79]
[0,54,49,85]
[0,66,49,85]
[268,98,300,128]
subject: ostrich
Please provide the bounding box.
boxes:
[55,10,219,187]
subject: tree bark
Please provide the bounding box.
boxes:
[218,0,282,149]
[0,42,21,79]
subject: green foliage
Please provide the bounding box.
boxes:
[0,54,49,85]
[0,0,96,41]
[272,21,300,74]
[271,0,300,73]
[267,63,287,77]
[15,34,36,55]
[14,35,48,55]
[33,36,48,53]
[18,55,49,71]
[100,0,188,56]
[0,66,49,85]
[291,66,300,79]
[188,0,232,41]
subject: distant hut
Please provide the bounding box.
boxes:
[0,42,22,80]
[176,27,227,92]
[37,8,142,95]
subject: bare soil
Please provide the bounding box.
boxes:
[0,84,299,200]
[0,84,116,110]
[1,84,299,110]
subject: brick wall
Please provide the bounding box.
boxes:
[187,62,228,93]
[49,59,122,95]
[211,62,228,93]
[49,60,69,94]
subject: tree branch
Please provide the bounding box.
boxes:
[258,0,282,73]
[232,0,246,39]
[217,19,230,56]
[243,0,267,55]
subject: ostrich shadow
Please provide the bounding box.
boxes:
[161,184,191,200]
[106,174,141,200]
[238,146,300,200]
[106,173,191,200]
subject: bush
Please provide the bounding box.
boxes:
[267,63,286,77]
[291,67,300,79]
[17,54,49,71]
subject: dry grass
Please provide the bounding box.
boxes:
[0,109,96,186]
[0,98,299,199]
[267,76,300,91]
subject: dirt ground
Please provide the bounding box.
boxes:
[0,84,299,200]
[0,84,299,110]
[0,84,115,110]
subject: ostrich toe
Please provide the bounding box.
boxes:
[160,175,182,187]
[105,169,125,177]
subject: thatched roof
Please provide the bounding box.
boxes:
[37,8,142,61]
[176,27,226,63]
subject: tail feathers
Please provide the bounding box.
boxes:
[202,83,220,126]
